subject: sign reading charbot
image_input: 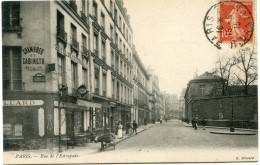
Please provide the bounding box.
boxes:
[3,100,44,106]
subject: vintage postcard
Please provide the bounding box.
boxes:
[1,0,258,164]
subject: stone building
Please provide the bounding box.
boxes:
[132,47,150,125]
[184,72,257,129]
[2,0,135,150]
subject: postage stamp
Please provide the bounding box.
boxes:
[203,0,254,49]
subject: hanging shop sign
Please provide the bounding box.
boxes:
[76,85,88,97]
[3,100,44,106]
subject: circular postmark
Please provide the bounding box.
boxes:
[203,1,254,49]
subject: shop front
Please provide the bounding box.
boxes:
[3,93,57,150]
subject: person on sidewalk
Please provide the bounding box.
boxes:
[133,120,138,135]
[202,118,206,130]
[118,121,123,138]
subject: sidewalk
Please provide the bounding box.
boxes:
[4,122,158,154]
[182,122,258,135]
[114,123,156,144]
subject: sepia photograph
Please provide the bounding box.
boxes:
[1,0,258,164]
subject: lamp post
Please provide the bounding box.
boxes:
[230,97,235,132]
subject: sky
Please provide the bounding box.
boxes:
[123,0,222,97]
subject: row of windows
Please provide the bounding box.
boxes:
[93,0,132,54]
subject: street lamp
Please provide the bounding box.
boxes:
[230,97,235,132]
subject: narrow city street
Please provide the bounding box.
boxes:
[4,119,258,163]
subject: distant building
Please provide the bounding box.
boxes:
[179,88,186,119]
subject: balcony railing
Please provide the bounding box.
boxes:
[102,56,106,62]
[57,28,67,43]
[82,46,88,56]
[80,11,88,25]
[94,49,99,56]
[95,88,99,95]
[69,1,77,12]
[71,37,79,52]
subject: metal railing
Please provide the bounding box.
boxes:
[69,1,77,12]
[71,37,79,51]
[57,28,67,43]
[80,11,88,24]
[82,46,88,55]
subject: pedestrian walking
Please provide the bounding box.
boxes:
[194,119,198,130]
[202,118,206,130]
[132,120,138,135]
[118,121,123,138]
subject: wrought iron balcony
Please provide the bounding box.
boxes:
[82,46,88,56]
[95,88,99,95]
[94,49,99,56]
[102,56,106,62]
[57,28,67,43]
[71,37,79,52]
[80,11,88,25]
[69,1,77,13]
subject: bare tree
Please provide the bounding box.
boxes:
[234,47,257,95]
[212,55,237,95]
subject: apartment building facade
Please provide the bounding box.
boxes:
[2,0,134,150]
[132,48,150,125]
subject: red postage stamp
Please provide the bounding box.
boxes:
[219,1,254,43]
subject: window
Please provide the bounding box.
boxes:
[124,86,127,103]
[119,39,122,50]
[58,55,66,85]
[110,25,113,40]
[92,1,97,19]
[57,11,66,42]
[82,34,87,55]
[94,67,100,94]
[200,85,205,96]
[120,60,123,75]
[102,72,107,96]
[114,9,118,24]
[71,62,78,91]
[117,82,120,100]
[82,0,86,13]
[116,56,119,71]
[101,12,105,29]
[123,44,125,55]
[121,84,123,101]
[82,68,88,88]
[93,32,98,54]
[112,78,115,98]
[119,16,122,29]
[123,23,125,35]
[69,0,77,12]
[71,24,78,50]
[3,47,22,90]
[101,41,106,61]
[2,1,20,31]
[115,33,118,45]
[110,0,113,13]
[111,51,114,68]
